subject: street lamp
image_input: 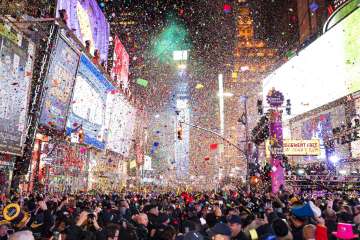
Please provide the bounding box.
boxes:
[217,92,250,181]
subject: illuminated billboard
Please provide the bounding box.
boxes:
[0,21,35,155]
[263,7,360,120]
[289,104,350,163]
[105,93,136,156]
[39,34,80,130]
[56,0,110,63]
[111,36,129,89]
[67,55,115,149]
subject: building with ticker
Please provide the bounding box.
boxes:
[222,1,277,179]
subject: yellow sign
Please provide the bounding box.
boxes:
[0,22,19,44]
[266,139,321,157]
[129,160,137,169]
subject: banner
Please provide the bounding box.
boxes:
[143,155,152,171]
[129,160,137,169]
[0,21,35,155]
[105,93,136,156]
[266,139,321,157]
[111,36,129,89]
[67,55,115,149]
[39,34,80,130]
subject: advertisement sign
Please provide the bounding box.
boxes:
[143,155,152,171]
[56,0,110,63]
[67,55,115,149]
[266,89,284,107]
[331,0,350,10]
[129,160,137,169]
[105,93,136,156]
[289,104,349,165]
[263,8,360,120]
[0,21,35,155]
[266,140,321,157]
[111,36,129,89]
[39,35,80,130]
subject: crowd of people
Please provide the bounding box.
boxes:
[1,186,360,240]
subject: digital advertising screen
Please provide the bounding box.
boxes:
[0,21,35,155]
[56,0,110,63]
[39,34,80,131]
[105,93,136,156]
[67,55,115,149]
[289,104,349,163]
[111,36,129,89]
[263,7,360,120]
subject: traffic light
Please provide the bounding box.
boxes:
[286,99,291,115]
[257,100,263,115]
[177,126,183,140]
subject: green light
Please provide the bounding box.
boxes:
[151,18,191,63]
[136,78,148,87]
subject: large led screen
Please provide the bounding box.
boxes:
[67,55,115,149]
[0,21,35,155]
[289,104,349,163]
[263,8,360,120]
[56,0,110,63]
[39,34,80,130]
[105,93,136,156]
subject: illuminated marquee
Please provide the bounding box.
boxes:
[266,139,321,157]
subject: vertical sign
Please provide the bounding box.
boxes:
[266,89,285,193]
[111,36,129,89]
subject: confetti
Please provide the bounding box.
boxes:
[136,78,148,87]
[195,83,204,89]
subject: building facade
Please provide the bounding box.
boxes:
[223,1,277,178]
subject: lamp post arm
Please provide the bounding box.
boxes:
[179,121,247,156]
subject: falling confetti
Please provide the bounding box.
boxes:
[136,78,148,87]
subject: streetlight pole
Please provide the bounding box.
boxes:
[241,96,250,182]
[218,74,225,189]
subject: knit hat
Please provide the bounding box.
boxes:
[228,215,242,225]
[271,219,289,237]
[208,223,232,237]
[143,204,157,213]
[291,201,321,218]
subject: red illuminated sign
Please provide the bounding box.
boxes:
[112,36,129,89]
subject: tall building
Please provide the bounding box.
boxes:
[252,0,299,52]
[222,1,277,178]
[296,0,329,47]
[174,82,191,179]
[252,0,329,55]
[224,0,334,179]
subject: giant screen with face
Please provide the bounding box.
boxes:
[263,7,360,120]
[66,55,115,149]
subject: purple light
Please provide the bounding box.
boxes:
[56,0,110,63]
[309,2,319,12]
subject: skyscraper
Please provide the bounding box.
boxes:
[223,1,277,178]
